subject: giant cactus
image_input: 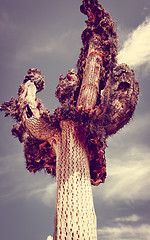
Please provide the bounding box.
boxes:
[1,0,139,239]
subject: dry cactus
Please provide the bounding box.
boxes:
[1,0,139,239]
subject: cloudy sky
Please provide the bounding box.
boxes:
[0,0,150,239]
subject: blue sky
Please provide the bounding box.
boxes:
[0,0,150,239]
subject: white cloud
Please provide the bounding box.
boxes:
[118,17,150,68]
[114,214,142,223]
[93,143,150,203]
[27,181,56,206]
[98,224,150,240]
[33,32,70,55]
[106,146,150,201]
[93,111,150,203]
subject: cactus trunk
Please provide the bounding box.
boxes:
[53,120,97,240]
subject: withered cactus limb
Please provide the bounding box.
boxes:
[1,0,139,239]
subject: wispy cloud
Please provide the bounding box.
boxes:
[103,146,150,202]
[0,9,18,37]
[27,181,56,205]
[118,17,150,68]
[106,113,150,200]
[93,112,150,203]
[114,214,142,223]
[33,32,70,55]
[0,152,56,205]
[119,112,150,135]
[15,29,81,65]
[106,112,150,153]
[98,223,150,240]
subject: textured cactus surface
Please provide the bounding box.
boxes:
[0,0,139,239]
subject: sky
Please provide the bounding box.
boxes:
[0,0,150,239]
